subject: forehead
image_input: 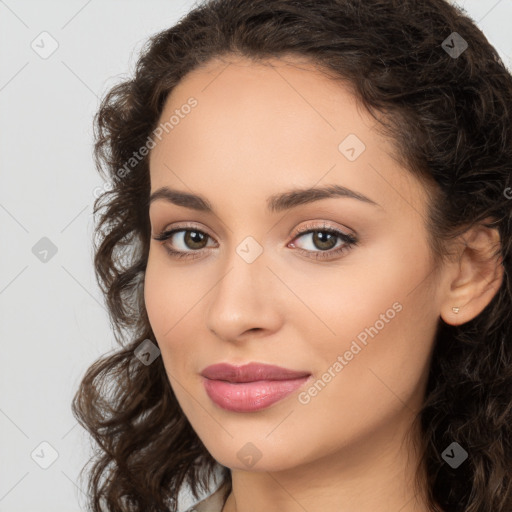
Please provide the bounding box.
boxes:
[154,54,374,152]
[148,54,431,219]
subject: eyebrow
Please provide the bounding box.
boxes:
[148,184,380,214]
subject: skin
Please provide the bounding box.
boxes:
[144,54,503,512]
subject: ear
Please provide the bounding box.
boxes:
[440,220,504,326]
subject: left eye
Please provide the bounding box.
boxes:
[153,224,358,261]
[291,228,349,252]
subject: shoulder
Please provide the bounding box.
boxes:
[183,483,230,512]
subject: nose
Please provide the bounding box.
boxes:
[205,242,284,343]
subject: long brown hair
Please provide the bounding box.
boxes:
[72,1,512,510]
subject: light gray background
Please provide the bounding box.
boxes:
[1,1,511,511]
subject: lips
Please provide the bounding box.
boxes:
[200,362,312,412]
[200,362,311,382]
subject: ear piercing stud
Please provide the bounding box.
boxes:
[452,307,460,314]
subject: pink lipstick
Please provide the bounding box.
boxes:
[200,362,311,412]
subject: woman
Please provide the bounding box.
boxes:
[72,0,512,511]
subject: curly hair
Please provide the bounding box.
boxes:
[71,0,512,511]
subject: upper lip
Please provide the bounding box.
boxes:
[200,362,311,383]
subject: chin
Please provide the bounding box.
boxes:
[201,435,310,473]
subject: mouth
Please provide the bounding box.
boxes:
[200,362,312,412]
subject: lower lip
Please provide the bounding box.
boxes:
[202,376,311,412]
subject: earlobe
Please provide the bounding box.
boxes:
[440,221,504,326]
[442,304,465,326]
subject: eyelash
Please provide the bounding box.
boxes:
[152,222,358,261]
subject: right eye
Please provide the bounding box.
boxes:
[152,225,217,260]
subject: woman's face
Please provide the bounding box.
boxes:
[144,55,444,472]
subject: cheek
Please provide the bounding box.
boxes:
[144,249,192,335]
[143,257,168,335]
[143,251,204,377]
[290,232,433,357]
[287,291,436,465]
[301,235,437,405]
[298,303,435,462]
